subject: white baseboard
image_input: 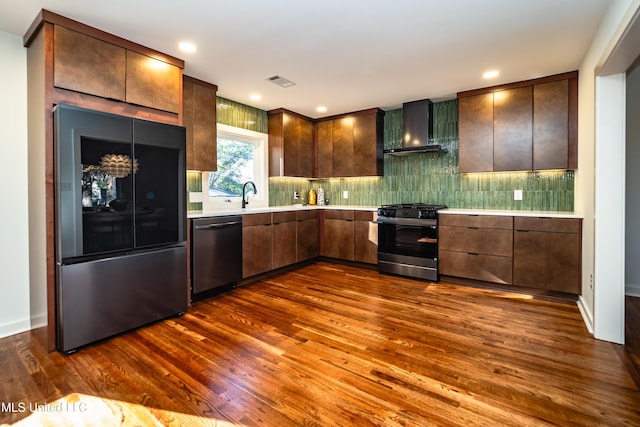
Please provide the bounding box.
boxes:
[0,318,33,339]
[626,283,640,297]
[30,313,47,329]
[577,295,594,335]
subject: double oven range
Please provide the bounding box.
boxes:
[377,203,447,282]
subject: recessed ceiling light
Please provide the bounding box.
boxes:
[178,42,197,53]
[250,94,262,101]
[483,70,500,79]
[316,106,327,113]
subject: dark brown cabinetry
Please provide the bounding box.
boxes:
[53,25,126,102]
[272,211,297,269]
[183,76,218,171]
[439,214,513,284]
[493,87,533,171]
[315,109,384,178]
[513,217,581,294]
[458,93,493,173]
[52,25,181,114]
[458,71,578,172]
[354,211,378,264]
[296,210,319,262]
[268,110,314,177]
[321,210,355,260]
[242,213,273,278]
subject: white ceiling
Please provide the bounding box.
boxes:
[0,0,611,118]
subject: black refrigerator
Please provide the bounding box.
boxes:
[54,104,187,353]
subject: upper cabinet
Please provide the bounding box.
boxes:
[316,108,384,178]
[183,75,218,171]
[458,71,578,173]
[268,109,314,177]
[28,10,184,119]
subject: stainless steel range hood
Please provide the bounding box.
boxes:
[384,99,447,155]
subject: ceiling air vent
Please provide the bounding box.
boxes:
[267,75,296,88]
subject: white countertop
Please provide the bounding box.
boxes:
[187,205,377,219]
[188,205,582,219]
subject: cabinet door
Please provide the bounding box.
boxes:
[242,213,273,277]
[126,50,181,113]
[458,93,493,173]
[354,212,378,264]
[268,112,314,177]
[183,76,217,172]
[54,26,126,101]
[316,120,333,178]
[297,217,319,261]
[493,86,533,171]
[439,250,512,284]
[534,80,569,170]
[272,212,297,269]
[353,112,383,176]
[513,229,581,293]
[322,211,355,260]
[332,117,354,177]
[439,226,513,257]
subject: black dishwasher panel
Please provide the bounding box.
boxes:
[192,215,242,296]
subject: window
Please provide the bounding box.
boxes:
[201,124,268,210]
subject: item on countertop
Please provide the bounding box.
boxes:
[308,189,317,205]
[317,188,325,206]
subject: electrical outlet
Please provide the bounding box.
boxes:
[514,189,523,201]
[590,274,593,289]
[294,191,299,200]
[343,190,348,199]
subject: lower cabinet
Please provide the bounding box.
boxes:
[321,210,355,260]
[354,211,378,264]
[272,211,297,269]
[242,213,273,278]
[439,214,513,284]
[296,210,319,262]
[513,217,581,294]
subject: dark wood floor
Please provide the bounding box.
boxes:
[2,261,640,426]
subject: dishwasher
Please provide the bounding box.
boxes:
[191,215,242,298]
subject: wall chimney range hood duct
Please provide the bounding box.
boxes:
[384,99,447,155]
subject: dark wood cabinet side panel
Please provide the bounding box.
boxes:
[439,226,513,257]
[54,26,126,101]
[322,219,354,260]
[513,230,580,293]
[297,218,319,261]
[459,93,494,172]
[439,250,512,284]
[125,50,181,114]
[242,225,272,277]
[316,120,333,178]
[493,86,533,171]
[568,76,579,169]
[183,79,196,168]
[354,220,378,264]
[534,80,569,170]
[191,81,217,172]
[272,222,297,269]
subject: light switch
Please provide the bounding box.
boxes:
[343,191,348,199]
[514,189,523,201]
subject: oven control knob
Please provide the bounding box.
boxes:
[419,210,436,219]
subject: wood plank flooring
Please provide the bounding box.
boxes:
[1,261,640,426]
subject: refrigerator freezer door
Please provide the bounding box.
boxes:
[57,246,187,352]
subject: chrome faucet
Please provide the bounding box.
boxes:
[241,181,257,208]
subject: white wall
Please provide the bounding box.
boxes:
[0,31,33,338]
[626,63,640,296]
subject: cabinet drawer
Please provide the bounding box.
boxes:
[439,226,513,257]
[242,213,272,227]
[439,250,512,284]
[296,210,318,221]
[354,211,375,222]
[323,210,355,221]
[273,211,297,223]
[514,217,580,233]
[439,214,513,229]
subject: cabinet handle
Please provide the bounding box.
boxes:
[468,226,479,230]
[468,252,480,256]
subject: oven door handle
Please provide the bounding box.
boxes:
[377,217,437,227]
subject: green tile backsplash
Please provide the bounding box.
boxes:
[269,99,574,211]
[217,96,268,133]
